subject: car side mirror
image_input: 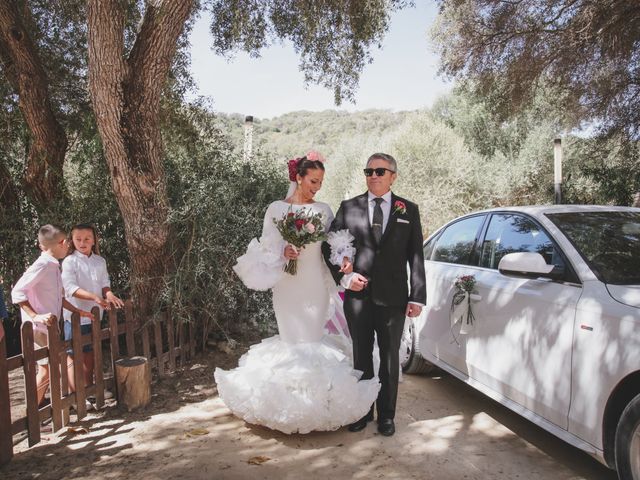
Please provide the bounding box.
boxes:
[498,252,556,279]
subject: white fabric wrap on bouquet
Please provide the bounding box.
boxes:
[232,231,286,291]
[450,292,474,335]
[326,229,356,266]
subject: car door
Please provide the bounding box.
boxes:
[467,213,582,429]
[421,214,487,375]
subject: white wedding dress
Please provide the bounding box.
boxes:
[214,200,380,434]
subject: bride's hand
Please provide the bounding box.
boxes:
[340,257,353,274]
[284,244,300,259]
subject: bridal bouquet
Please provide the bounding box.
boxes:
[274,208,327,275]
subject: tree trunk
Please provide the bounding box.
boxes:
[115,356,151,411]
[633,192,640,208]
[0,0,67,207]
[0,161,24,288]
[86,0,194,318]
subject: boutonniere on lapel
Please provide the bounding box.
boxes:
[393,200,407,216]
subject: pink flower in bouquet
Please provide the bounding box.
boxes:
[305,222,316,234]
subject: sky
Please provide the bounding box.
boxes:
[188,3,452,119]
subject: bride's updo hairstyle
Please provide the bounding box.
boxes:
[287,151,326,181]
[296,157,325,178]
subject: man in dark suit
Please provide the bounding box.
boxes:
[323,152,426,436]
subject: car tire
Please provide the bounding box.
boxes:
[401,318,437,375]
[615,393,640,480]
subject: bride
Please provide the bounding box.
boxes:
[214,153,380,434]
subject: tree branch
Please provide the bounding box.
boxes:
[0,0,67,206]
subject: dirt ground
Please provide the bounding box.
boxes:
[1,342,617,480]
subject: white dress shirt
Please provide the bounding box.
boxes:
[11,252,63,333]
[62,250,111,325]
[367,190,393,233]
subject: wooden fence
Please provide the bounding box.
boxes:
[0,300,196,466]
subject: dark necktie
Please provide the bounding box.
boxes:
[372,197,384,244]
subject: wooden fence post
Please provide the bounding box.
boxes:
[178,320,185,368]
[71,313,87,419]
[125,301,135,357]
[141,323,151,364]
[47,323,63,431]
[91,307,105,409]
[153,320,164,376]
[166,309,175,372]
[189,322,195,360]
[108,308,120,400]
[21,322,40,446]
[0,327,13,465]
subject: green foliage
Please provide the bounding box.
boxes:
[432,0,640,139]
[573,137,640,206]
[158,103,286,339]
[390,113,487,233]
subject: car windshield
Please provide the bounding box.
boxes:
[547,211,640,285]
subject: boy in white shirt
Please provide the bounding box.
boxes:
[11,225,93,407]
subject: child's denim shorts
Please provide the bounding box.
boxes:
[63,321,93,354]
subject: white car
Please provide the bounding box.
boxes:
[402,205,640,479]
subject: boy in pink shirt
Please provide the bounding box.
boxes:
[12,225,92,406]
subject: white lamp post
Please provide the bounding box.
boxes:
[554,138,563,204]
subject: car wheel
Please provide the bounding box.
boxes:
[401,318,437,374]
[615,393,640,480]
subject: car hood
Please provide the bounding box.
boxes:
[607,284,640,308]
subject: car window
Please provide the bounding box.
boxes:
[480,214,564,270]
[546,211,640,285]
[432,215,485,265]
[423,235,437,260]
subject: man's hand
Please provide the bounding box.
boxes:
[405,303,423,318]
[348,273,368,292]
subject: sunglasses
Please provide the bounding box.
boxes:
[364,167,395,177]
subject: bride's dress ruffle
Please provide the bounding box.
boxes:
[214,335,380,434]
[233,234,286,291]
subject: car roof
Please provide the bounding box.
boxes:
[470,205,640,218]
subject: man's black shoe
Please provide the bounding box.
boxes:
[377,419,395,436]
[348,412,374,432]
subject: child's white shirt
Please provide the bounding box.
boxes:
[11,252,63,333]
[61,250,111,325]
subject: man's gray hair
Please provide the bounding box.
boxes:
[38,224,66,247]
[366,152,397,173]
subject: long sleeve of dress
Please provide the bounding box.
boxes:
[232,202,287,291]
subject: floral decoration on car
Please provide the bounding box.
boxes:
[450,274,477,336]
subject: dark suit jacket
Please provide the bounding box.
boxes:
[323,192,426,307]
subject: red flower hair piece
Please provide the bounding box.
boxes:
[288,158,301,181]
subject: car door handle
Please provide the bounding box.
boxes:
[469,293,482,302]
